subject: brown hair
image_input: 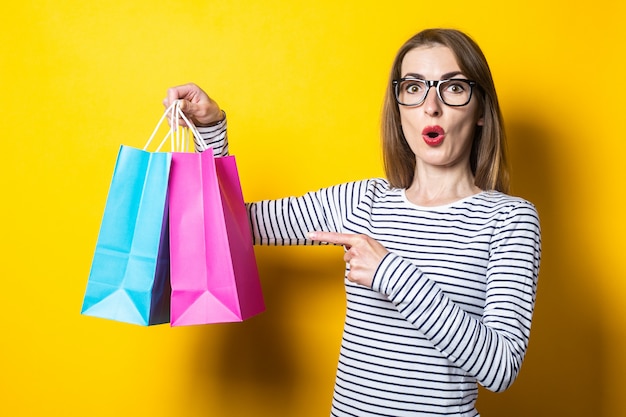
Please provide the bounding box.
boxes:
[382,28,509,193]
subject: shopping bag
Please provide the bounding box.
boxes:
[81,104,178,326]
[168,135,265,326]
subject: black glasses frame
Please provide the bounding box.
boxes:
[392,78,477,107]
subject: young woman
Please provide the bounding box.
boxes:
[165,28,541,417]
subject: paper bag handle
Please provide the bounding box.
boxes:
[143,100,209,153]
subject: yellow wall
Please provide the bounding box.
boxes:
[2,1,625,416]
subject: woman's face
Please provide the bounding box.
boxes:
[398,45,483,172]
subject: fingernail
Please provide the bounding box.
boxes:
[307,232,317,239]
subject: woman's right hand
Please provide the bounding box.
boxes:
[163,83,224,127]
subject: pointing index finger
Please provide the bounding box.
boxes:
[307,231,357,247]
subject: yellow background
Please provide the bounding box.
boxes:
[1,1,625,416]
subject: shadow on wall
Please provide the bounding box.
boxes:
[476,117,607,416]
[182,246,345,417]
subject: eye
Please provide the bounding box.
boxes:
[444,80,467,94]
[407,84,420,94]
[402,80,425,95]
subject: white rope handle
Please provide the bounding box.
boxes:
[143,101,176,151]
[143,100,209,152]
[175,104,208,152]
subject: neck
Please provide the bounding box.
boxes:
[405,164,481,207]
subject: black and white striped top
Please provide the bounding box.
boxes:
[198,121,541,417]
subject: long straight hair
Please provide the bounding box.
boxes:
[382,29,509,193]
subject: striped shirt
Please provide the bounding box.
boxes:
[198,121,541,417]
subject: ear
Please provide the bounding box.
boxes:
[477,115,484,126]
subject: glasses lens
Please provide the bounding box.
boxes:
[396,79,427,106]
[439,79,472,106]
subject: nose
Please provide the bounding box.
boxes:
[423,85,442,117]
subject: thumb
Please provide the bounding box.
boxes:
[177,99,192,113]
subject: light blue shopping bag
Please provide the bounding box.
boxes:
[81,146,172,326]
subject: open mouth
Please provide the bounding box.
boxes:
[422,126,445,145]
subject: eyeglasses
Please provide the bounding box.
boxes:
[393,78,477,107]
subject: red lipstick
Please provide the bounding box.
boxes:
[422,125,445,146]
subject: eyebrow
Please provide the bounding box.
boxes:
[402,71,465,80]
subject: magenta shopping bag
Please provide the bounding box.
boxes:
[168,150,265,326]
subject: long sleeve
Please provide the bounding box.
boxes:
[371,201,541,392]
[194,115,228,156]
[246,180,370,246]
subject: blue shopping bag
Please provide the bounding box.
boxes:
[81,146,172,325]
[81,102,185,326]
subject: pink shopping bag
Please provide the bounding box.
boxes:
[168,150,265,326]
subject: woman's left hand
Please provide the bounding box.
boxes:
[308,231,388,287]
